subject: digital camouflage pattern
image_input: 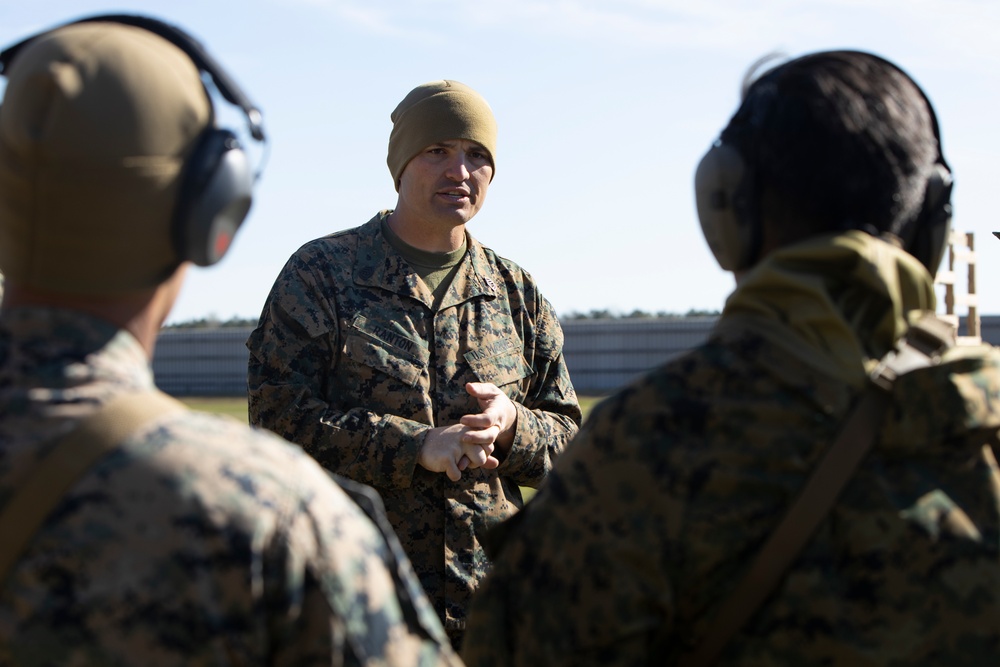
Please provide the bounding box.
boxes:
[247,212,581,638]
[0,307,461,666]
[462,232,1000,666]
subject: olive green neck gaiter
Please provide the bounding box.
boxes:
[720,230,938,389]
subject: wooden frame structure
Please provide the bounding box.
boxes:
[935,230,980,345]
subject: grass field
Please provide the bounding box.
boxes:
[180,395,606,424]
[179,396,251,421]
[182,394,605,504]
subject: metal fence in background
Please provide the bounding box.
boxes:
[154,327,253,396]
[152,315,999,397]
[560,317,717,394]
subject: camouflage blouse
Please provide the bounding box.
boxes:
[463,232,1000,666]
[247,212,581,636]
[0,307,460,666]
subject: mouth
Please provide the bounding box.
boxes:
[437,189,472,202]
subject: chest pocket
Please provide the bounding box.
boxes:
[344,315,429,387]
[464,345,533,387]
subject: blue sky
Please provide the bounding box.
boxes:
[3,1,998,324]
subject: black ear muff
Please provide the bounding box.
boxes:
[870,53,953,276]
[905,162,954,275]
[694,142,758,272]
[173,128,254,267]
[894,56,953,277]
[0,13,267,268]
[696,51,953,276]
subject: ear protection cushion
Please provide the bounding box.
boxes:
[173,128,254,267]
[905,162,954,274]
[693,142,758,271]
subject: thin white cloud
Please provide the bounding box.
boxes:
[279,0,999,66]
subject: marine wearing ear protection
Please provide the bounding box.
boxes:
[694,51,953,275]
[0,13,268,267]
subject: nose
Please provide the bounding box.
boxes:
[444,154,471,181]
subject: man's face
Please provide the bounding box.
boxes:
[395,139,493,230]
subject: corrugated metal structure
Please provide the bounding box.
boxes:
[560,317,717,394]
[979,315,1000,348]
[153,315,1000,397]
[154,327,253,396]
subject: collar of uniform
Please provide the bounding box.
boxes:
[353,211,498,307]
[352,212,426,303]
[0,306,155,435]
[718,230,936,391]
[439,235,499,309]
[2,306,127,354]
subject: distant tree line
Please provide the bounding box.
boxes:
[561,308,720,320]
[163,315,258,330]
[163,308,722,330]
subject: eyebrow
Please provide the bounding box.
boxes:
[430,140,487,152]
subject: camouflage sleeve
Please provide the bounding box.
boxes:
[495,289,581,489]
[218,423,462,666]
[279,461,464,666]
[0,410,461,666]
[268,508,460,667]
[463,391,673,667]
[247,252,429,489]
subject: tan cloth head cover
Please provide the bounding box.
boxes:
[0,22,212,295]
[387,79,497,191]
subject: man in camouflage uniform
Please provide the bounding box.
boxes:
[247,80,582,649]
[462,51,1000,665]
[0,18,460,665]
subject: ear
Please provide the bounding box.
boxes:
[694,142,759,271]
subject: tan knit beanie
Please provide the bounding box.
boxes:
[0,21,212,295]
[387,80,497,191]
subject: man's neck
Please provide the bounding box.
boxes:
[385,210,466,253]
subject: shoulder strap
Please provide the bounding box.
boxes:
[329,472,438,632]
[0,390,186,587]
[676,313,955,667]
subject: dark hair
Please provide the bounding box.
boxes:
[720,50,940,244]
